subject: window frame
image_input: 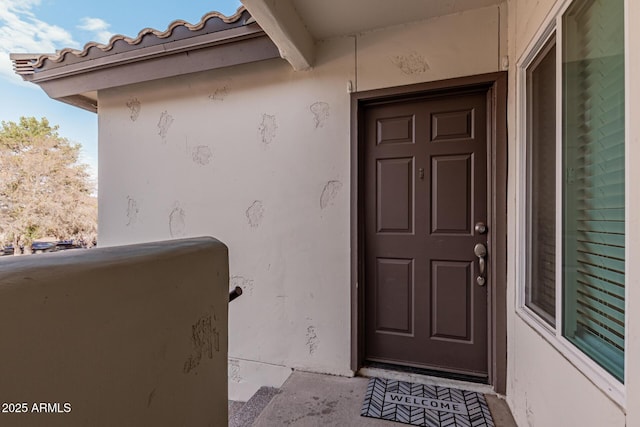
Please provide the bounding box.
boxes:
[524,33,557,327]
[515,0,627,406]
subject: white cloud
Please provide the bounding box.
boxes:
[77,17,113,45]
[77,17,107,32]
[0,0,77,84]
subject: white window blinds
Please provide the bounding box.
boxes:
[562,0,625,382]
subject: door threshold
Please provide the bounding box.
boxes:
[358,365,496,396]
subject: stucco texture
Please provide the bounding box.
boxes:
[506,0,636,425]
[97,5,503,401]
[0,237,229,426]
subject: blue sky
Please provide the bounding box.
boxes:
[0,0,242,181]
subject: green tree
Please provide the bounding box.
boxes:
[0,117,97,254]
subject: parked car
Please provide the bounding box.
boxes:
[31,241,57,254]
[1,242,58,255]
[55,240,82,251]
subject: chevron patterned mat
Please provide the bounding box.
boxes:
[361,377,494,427]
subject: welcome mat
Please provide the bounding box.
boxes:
[361,377,494,427]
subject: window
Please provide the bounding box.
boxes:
[523,0,625,384]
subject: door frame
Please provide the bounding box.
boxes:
[350,72,508,393]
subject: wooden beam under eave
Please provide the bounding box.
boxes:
[58,95,97,113]
[241,0,315,71]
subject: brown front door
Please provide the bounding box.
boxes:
[364,90,489,378]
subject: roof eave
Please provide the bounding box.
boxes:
[57,94,98,113]
[29,24,274,85]
[9,11,281,113]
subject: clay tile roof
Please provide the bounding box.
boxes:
[26,6,250,71]
[10,54,43,76]
[9,5,280,113]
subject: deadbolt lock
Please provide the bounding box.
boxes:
[475,222,487,234]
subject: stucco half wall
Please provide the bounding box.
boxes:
[97,5,504,400]
[0,237,229,426]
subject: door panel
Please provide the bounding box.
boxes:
[431,154,472,234]
[364,91,488,377]
[375,258,414,334]
[431,109,474,142]
[431,260,472,341]
[377,115,415,145]
[377,158,414,233]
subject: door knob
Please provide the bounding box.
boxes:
[474,243,487,286]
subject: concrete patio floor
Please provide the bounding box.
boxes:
[251,371,517,426]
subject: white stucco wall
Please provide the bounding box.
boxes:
[97,5,503,401]
[99,39,355,400]
[92,0,640,420]
[506,0,638,425]
[356,5,502,91]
